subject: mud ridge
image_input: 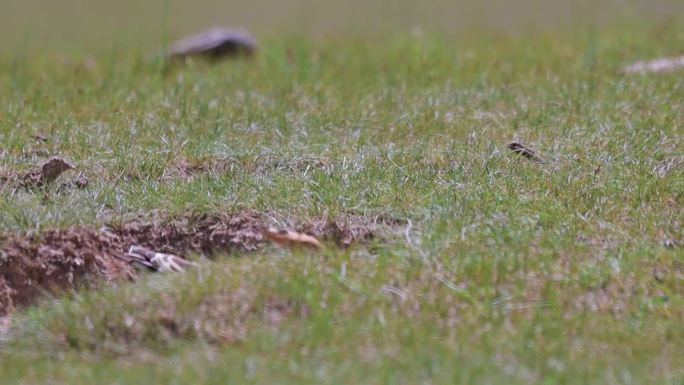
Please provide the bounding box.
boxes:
[0,211,400,315]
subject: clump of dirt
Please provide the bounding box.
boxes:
[0,211,400,315]
[0,227,135,314]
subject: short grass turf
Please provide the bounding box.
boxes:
[0,21,683,385]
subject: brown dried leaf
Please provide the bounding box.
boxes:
[263,227,321,250]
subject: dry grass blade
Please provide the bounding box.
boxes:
[263,227,321,250]
[622,54,684,74]
[507,141,546,163]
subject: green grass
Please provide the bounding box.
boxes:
[0,8,683,385]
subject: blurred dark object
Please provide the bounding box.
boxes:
[168,27,257,60]
[21,157,75,188]
[622,54,684,74]
[507,141,546,163]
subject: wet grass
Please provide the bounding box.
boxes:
[0,13,683,385]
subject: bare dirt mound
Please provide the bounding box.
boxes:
[0,211,400,315]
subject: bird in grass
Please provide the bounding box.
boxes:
[21,157,74,188]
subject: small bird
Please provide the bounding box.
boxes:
[507,141,546,163]
[21,157,74,188]
[168,27,257,60]
[116,246,198,273]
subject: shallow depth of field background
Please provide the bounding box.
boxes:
[0,1,683,384]
[2,0,684,48]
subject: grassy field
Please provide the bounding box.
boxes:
[1,1,683,383]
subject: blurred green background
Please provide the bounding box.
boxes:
[2,0,684,49]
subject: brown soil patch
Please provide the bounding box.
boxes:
[0,211,399,315]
